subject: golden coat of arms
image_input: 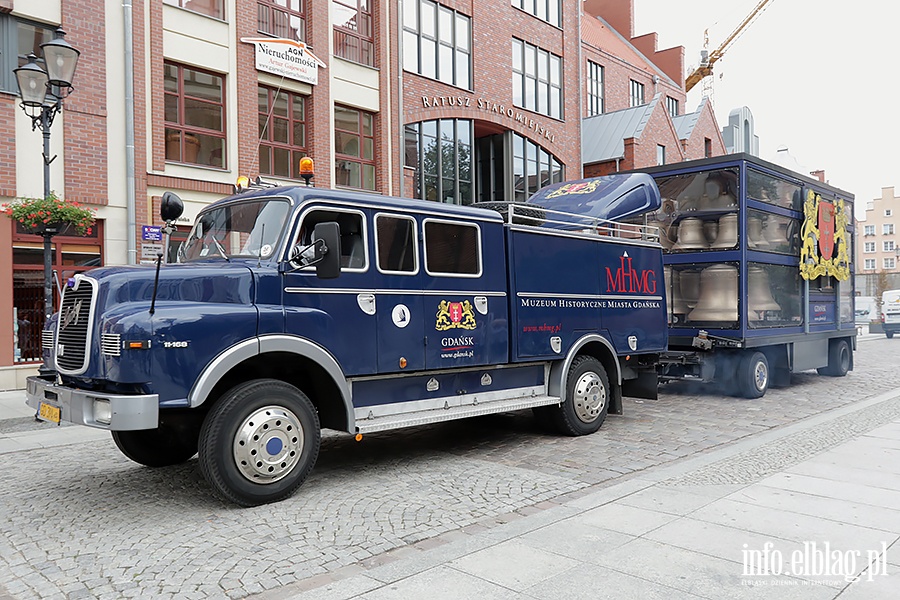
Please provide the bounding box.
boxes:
[799,190,850,281]
[435,300,476,331]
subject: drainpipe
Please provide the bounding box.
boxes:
[397,0,405,197]
[123,0,137,264]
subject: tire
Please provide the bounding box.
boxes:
[887,331,895,339]
[547,356,610,436]
[818,340,851,377]
[198,379,320,507]
[112,417,200,468]
[738,351,769,399]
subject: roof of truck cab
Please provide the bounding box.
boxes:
[204,185,506,223]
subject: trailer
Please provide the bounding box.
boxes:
[628,154,856,398]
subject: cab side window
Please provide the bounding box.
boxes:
[375,214,417,274]
[300,209,367,270]
[423,220,481,276]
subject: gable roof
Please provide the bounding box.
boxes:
[581,14,678,87]
[582,94,660,164]
[671,96,710,140]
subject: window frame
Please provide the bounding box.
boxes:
[296,207,369,273]
[334,104,376,191]
[586,60,604,116]
[164,0,225,20]
[864,225,875,236]
[864,258,876,270]
[864,241,876,253]
[512,38,563,119]
[422,218,482,278]
[0,16,54,94]
[164,61,227,168]
[884,240,896,252]
[885,257,896,270]
[510,0,561,27]
[257,85,308,180]
[666,95,679,117]
[333,0,375,67]
[629,79,645,107]
[884,224,896,235]
[374,213,420,276]
[257,0,306,42]
[402,0,471,89]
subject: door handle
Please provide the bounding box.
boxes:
[357,293,376,315]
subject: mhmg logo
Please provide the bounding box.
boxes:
[605,252,657,294]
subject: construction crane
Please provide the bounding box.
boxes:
[684,0,775,93]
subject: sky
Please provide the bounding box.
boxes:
[633,0,900,220]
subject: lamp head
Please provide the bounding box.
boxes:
[41,28,80,91]
[14,54,49,108]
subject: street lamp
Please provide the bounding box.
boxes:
[14,28,80,347]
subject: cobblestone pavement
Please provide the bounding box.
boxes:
[0,337,897,599]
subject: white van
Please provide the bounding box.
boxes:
[882,289,900,338]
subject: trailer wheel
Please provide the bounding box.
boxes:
[818,340,851,377]
[738,351,769,399]
[112,421,199,468]
[198,379,320,507]
[548,356,609,436]
[887,331,895,339]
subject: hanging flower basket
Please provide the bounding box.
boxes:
[1,192,96,236]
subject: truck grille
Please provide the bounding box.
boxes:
[101,333,121,356]
[56,277,97,374]
[42,329,54,350]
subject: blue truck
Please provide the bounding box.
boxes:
[629,153,856,398]
[26,173,667,506]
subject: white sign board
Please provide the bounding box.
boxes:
[241,38,326,86]
[141,243,164,260]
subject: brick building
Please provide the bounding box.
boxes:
[855,187,900,297]
[0,0,724,386]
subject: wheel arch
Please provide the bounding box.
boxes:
[188,335,354,432]
[548,334,623,415]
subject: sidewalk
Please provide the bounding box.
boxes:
[0,389,107,452]
[256,387,900,600]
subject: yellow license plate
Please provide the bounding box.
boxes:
[38,402,61,424]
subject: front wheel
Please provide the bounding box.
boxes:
[738,351,769,399]
[547,356,610,436]
[198,379,320,506]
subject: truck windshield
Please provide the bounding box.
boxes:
[180,198,291,261]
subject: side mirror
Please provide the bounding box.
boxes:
[288,222,342,279]
[160,191,184,223]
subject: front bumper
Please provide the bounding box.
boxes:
[25,376,159,431]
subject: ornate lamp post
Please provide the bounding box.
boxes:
[14,28,80,336]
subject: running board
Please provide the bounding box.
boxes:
[354,394,561,434]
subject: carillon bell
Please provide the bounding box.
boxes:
[678,269,701,309]
[747,266,781,316]
[688,263,738,322]
[668,268,693,318]
[672,217,707,250]
[703,220,719,245]
[747,215,769,249]
[763,218,789,247]
[710,213,738,249]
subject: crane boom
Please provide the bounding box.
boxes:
[684,0,775,93]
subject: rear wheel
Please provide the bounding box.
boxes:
[738,351,769,399]
[547,356,609,436]
[198,379,320,507]
[887,331,895,339]
[818,339,851,377]
[112,415,200,467]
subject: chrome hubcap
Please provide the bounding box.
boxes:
[754,361,768,391]
[573,371,605,423]
[233,405,304,484]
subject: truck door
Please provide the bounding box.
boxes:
[372,213,426,373]
[283,207,376,376]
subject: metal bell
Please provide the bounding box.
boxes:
[672,217,708,250]
[678,269,701,309]
[667,267,693,319]
[763,217,788,247]
[747,266,781,317]
[703,220,719,245]
[709,213,738,249]
[688,264,738,322]
[747,215,769,249]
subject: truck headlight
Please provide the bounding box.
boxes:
[93,398,112,425]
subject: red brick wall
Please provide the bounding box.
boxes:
[62,0,108,207]
[682,100,726,160]
[0,96,16,198]
[305,0,332,189]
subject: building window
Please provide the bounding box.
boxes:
[864,224,875,236]
[0,16,54,93]
[405,119,473,204]
[864,241,876,253]
[586,61,604,116]
[666,95,679,117]
[164,62,226,168]
[657,145,666,166]
[886,209,893,217]
[258,0,305,42]
[864,259,876,270]
[403,0,471,89]
[885,241,896,252]
[334,105,375,190]
[512,38,562,119]
[258,86,306,180]
[629,80,645,106]
[511,0,561,27]
[885,257,896,270]
[885,224,895,235]
[704,137,712,158]
[333,0,374,67]
[164,0,224,20]
[512,132,564,202]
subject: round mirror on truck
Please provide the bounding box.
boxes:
[160,191,184,223]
